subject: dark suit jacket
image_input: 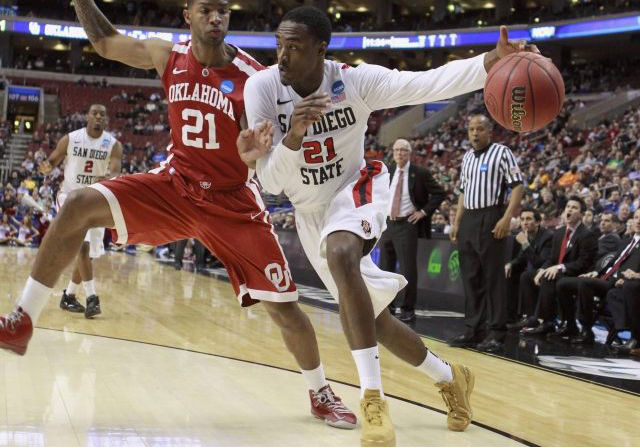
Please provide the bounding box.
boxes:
[597,232,621,259]
[542,223,598,276]
[596,236,640,282]
[388,163,445,238]
[510,227,553,271]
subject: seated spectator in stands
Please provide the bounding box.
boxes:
[603,189,622,214]
[7,170,21,189]
[21,155,35,175]
[629,160,640,180]
[431,212,447,234]
[34,147,47,164]
[506,208,553,330]
[0,214,16,245]
[617,203,632,235]
[556,209,640,345]
[1,188,16,213]
[558,165,580,188]
[14,215,36,247]
[520,197,598,335]
[538,188,558,220]
[38,177,54,201]
[596,212,621,258]
[583,208,596,234]
[23,174,36,192]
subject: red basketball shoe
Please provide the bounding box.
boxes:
[0,307,33,356]
[310,384,357,429]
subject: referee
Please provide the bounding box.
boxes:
[449,115,524,353]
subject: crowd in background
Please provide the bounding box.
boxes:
[8,0,638,32]
[2,76,640,252]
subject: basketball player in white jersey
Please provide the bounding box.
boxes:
[40,104,123,318]
[239,6,539,446]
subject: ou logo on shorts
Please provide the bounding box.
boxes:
[264,263,292,292]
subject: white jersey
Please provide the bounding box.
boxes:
[245,54,488,211]
[62,128,116,193]
[0,224,12,239]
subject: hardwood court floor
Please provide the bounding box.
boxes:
[0,247,638,446]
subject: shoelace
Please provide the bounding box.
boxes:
[363,399,384,426]
[314,388,351,414]
[438,383,462,417]
[0,309,25,331]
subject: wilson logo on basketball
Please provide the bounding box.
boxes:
[510,86,527,132]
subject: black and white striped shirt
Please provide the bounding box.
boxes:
[459,143,523,210]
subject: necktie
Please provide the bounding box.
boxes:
[557,228,573,264]
[602,238,638,280]
[390,169,403,219]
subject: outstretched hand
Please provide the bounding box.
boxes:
[484,26,541,72]
[237,120,274,169]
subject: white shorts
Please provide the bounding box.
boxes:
[295,161,407,317]
[57,191,106,259]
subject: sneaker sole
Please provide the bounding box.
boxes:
[360,436,396,447]
[60,306,85,313]
[85,311,101,319]
[0,342,28,356]
[313,414,356,430]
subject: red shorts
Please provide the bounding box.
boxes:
[89,169,296,306]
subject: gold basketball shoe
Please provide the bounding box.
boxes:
[435,363,475,431]
[360,389,396,447]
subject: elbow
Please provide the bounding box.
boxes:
[92,39,110,58]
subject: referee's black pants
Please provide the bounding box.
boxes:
[457,206,508,339]
[379,218,419,311]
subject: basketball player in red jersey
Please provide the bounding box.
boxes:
[0,0,357,429]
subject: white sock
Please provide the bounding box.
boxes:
[418,350,453,383]
[83,280,96,297]
[66,281,80,296]
[351,346,384,398]
[17,276,53,323]
[301,363,329,393]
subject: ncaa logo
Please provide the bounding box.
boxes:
[220,80,235,94]
[264,263,291,292]
[199,181,211,190]
[331,81,345,95]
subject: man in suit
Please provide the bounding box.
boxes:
[379,138,445,322]
[596,212,621,259]
[520,196,598,335]
[557,209,640,344]
[609,278,640,356]
[505,207,553,330]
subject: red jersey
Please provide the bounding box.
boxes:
[161,42,264,189]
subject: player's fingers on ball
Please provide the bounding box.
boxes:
[528,44,541,54]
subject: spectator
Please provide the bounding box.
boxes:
[505,208,553,329]
[596,212,621,259]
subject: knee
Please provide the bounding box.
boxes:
[79,241,90,258]
[60,189,103,228]
[326,243,361,277]
[264,302,308,332]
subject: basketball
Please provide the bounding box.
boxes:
[484,52,565,133]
